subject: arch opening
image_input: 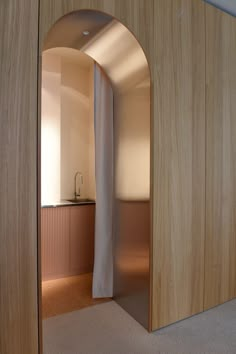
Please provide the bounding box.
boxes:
[41,9,151,330]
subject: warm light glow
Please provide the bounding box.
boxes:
[43,12,151,201]
[41,49,96,205]
[115,92,150,200]
[41,54,61,205]
[82,21,149,92]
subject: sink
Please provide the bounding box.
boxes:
[66,198,95,204]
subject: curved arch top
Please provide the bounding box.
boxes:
[41,6,151,330]
[42,7,151,330]
[43,9,151,94]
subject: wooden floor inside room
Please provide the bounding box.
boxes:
[42,273,111,319]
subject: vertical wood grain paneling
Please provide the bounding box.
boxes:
[152,0,206,330]
[0,1,39,353]
[204,4,236,310]
[2,0,236,349]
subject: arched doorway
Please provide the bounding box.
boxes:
[40,9,151,341]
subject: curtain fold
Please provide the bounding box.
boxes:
[92,63,114,298]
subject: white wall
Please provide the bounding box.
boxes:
[205,0,236,16]
[41,53,61,205]
[41,49,95,204]
[61,58,90,199]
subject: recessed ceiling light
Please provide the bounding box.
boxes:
[82,30,90,36]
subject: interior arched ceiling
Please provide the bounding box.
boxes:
[43,9,150,95]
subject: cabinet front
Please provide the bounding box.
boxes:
[41,205,95,280]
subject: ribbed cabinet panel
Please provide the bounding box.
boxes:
[41,207,70,279]
[41,206,95,280]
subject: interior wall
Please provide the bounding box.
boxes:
[39,0,207,333]
[115,91,150,200]
[2,2,235,352]
[60,56,94,200]
[38,0,236,336]
[41,53,61,204]
[41,49,96,203]
[0,1,40,353]
[152,0,206,330]
[204,3,236,310]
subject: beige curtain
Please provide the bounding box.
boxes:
[92,63,114,298]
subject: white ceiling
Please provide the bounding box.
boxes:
[205,0,236,16]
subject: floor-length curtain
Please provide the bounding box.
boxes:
[92,63,113,298]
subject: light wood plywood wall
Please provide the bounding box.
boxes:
[39,0,236,332]
[151,0,206,330]
[1,1,236,351]
[204,4,236,310]
[0,0,40,353]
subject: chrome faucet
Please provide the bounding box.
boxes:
[74,171,83,199]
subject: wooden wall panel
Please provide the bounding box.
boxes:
[204,4,236,310]
[152,0,206,330]
[0,1,39,353]
[1,0,235,350]
[39,0,209,332]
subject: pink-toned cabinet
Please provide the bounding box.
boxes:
[41,204,95,281]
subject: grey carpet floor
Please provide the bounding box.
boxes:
[43,299,236,354]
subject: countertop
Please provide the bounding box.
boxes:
[41,199,96,208]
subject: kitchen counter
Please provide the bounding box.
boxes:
[41,199,95,208]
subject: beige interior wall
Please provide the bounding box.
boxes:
[60,56,94,199]
[115,90,150,200]
[41,48,96,203]
[41,53,61,204]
